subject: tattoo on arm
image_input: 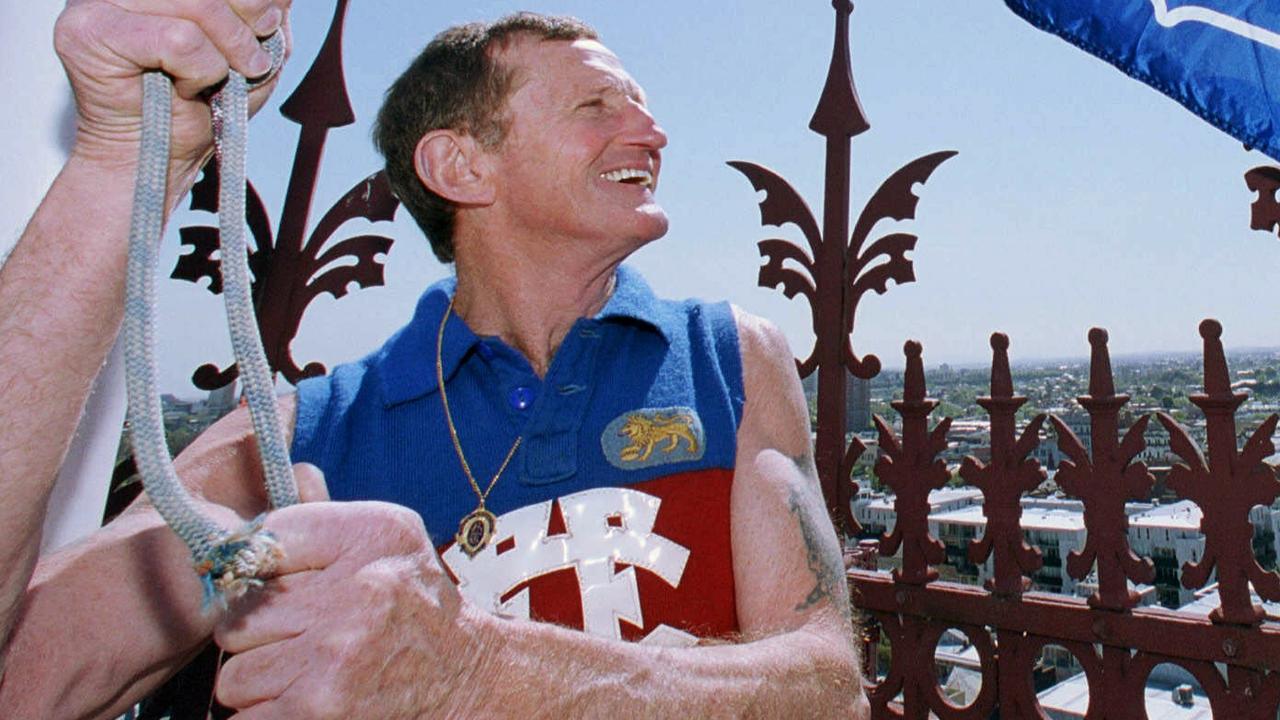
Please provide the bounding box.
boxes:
[787,453,850,619]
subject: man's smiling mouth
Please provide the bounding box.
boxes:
[600,168,654,188]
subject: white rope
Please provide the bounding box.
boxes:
[124,33,293,605]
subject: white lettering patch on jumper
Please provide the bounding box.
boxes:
[442,487,692,643]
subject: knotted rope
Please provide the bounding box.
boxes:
[124,33,294,606]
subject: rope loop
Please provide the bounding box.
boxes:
[125,30,294,608]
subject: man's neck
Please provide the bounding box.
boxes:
[452,243,620,377]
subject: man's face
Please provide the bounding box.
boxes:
[484,37,668,253]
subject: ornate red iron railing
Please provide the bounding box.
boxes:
[848,326,1280,718]
[732,1,1280,718]
[727,0,955,536]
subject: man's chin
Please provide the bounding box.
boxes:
[634,204,669,241]
[588,205,668,252]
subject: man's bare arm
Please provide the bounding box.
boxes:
[0,0,289,669]
[0,397,305,720]
[212,309,868,718]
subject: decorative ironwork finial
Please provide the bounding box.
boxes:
[1198,319,1235,400]
[1157,319,1280,625]
[963,332,1045,598]
[874,340,950,585]
[173,0,399,389]
[901,340,927,405]
[1086,327,1116,398]
[989,332,1013,398]
[280,0,355,127]
[809,0,870,138]
[1053,327,1154,610]
[729,2,955,534]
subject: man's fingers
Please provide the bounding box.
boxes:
[293,463,330,503]
[263,501,432,575]
[57,8,228,101]
[178,0,272,77]
[107,0,278,79]
[215,636,303,710]
[231,0,282,37]
[215,570,317,653]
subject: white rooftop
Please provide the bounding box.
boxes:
[1037,671,1212,719]
[929,487,985,504]
[928,505,987,527]
[930,502,1086,532]
[862,487,984,512]
[1128,500,1201,531]
[1015,504,1087,532]
[1178,582,1280,621]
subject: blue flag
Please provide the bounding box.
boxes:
[1005,1,1280,161]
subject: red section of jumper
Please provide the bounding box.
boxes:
[468,468,738,642]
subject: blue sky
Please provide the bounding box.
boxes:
[10,2,1280,395]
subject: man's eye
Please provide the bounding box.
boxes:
[578,98,605,109]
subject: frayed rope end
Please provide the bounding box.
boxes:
[194,516,285,611]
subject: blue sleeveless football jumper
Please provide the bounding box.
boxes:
[292,266,745,642]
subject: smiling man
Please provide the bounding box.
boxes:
[0,6,867,718]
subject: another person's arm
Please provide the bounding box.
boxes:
[212,310,869,718]
[0,0,288,673]
[0,398,314,720]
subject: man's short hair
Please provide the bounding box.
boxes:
[373,13,599,263]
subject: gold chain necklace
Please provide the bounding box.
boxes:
[436,295,523,557]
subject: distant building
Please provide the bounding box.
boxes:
[1126,501,1206,608]
[942,419,991,465]
[846,373,871,432]
[1138,421,1174,465]
[852,487,984,540]
[799,371,870,432]
[935,363,955,382]
[931,628,983,707]
[856,490,1278,607]
[206,381,238,417]
[1054,411,1093,454]
[929,499,1089,593]
[1021,500,1091,594]
[1073,572,1158,607]
[1033,433,1065,471]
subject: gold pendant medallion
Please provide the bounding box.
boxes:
[456,507,497,557]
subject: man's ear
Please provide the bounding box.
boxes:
[413,129,495,206]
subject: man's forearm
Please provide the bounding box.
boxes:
[0,509,219,719]
[0,152,200,661]
[472,611,863,719]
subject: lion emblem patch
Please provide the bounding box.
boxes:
[601,407,706,469]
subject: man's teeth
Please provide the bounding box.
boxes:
[600,168,653,187]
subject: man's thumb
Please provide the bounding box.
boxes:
[293,462,330,503]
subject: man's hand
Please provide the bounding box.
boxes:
[54,0,291,182]
[214,501,495,719]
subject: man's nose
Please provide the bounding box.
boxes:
[624,100,668,150]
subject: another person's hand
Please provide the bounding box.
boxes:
[54,0,292,175]
[213,499,495,718]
